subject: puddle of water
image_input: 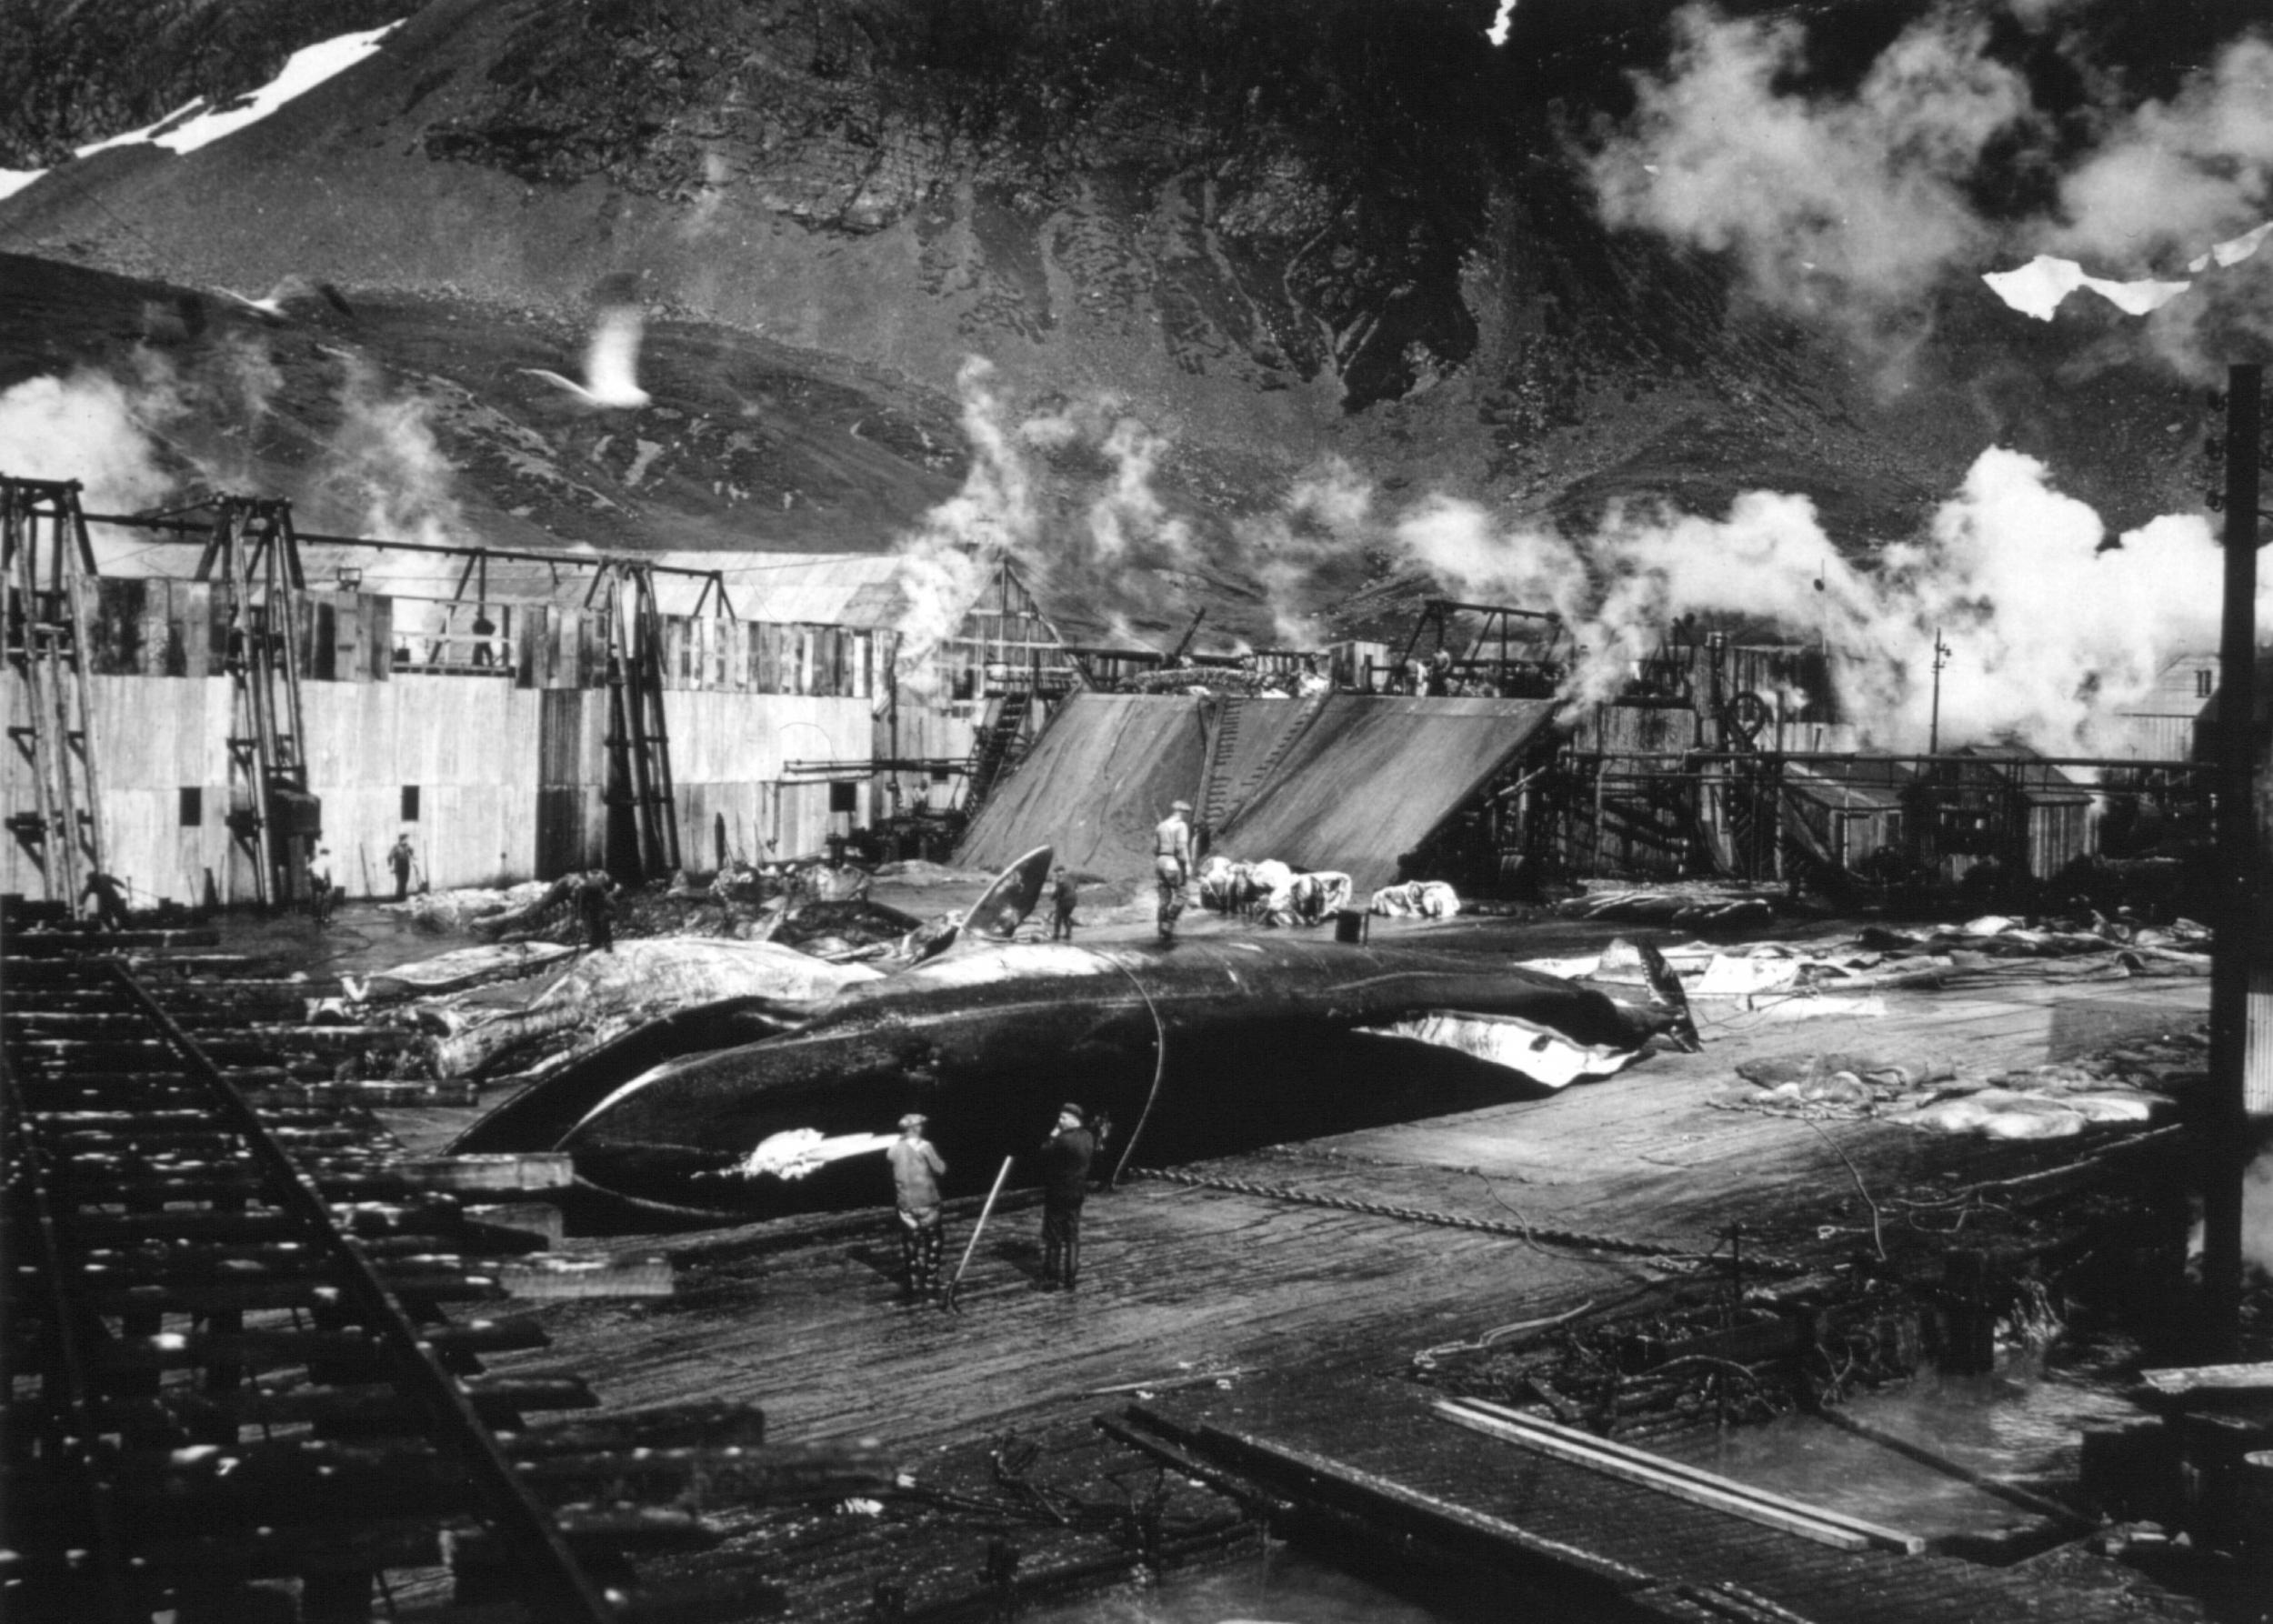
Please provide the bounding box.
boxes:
[200,898,494,979]
[1021,1540,1502,1624]
[1653,1342,2148,1541]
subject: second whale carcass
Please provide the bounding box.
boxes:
[455,935,1697,1216]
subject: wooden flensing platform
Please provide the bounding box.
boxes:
[427,966,2209,1620]
[483,976,2207,1454]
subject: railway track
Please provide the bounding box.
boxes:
[2,937,891,1622]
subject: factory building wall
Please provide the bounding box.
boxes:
[4,580,892,907]
[0,674,545,907]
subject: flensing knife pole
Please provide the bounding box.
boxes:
[944,1156,1015,1313]
[2203,360,2262,1359]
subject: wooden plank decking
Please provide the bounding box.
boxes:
[476,974,2207,1457]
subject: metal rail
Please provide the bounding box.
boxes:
[1,1066,136,1624]
[3,945,884,1619]
[102,962,617,1621]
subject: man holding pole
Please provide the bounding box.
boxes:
[1037,1103,1096,1291]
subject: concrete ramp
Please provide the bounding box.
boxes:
[961,692,1556,893]
[956,693,1206,880]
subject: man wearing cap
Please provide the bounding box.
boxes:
[1036,1103,1096,1290]
[886,1112,948,1299]
[1154,798,1195,942]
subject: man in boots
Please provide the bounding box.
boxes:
[886,1113,947,1300]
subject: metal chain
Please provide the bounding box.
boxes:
[1125,1165,1717,1261]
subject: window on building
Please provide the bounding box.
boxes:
[828,782,858,814]
[178,787,202,827]
[2198,667,2214,698]
[401,786,421,822]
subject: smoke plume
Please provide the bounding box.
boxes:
[1390,446,2263,750]
[300,360,474,631]
[1238,457,1377,647]
[1587,6,2030,356]
[2048,36,2273,273]
[1591,7,2273,376]
[0,369,179,536]
[888,358,1216,687]
[310,359,466,554]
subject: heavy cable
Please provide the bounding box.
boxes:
[1087,950,1167,1189]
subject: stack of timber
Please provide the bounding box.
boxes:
[0,939,893,1622]
[1111,1377,2184,1623]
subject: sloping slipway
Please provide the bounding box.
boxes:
[956,695,1207,878]
[961,693,1557,892]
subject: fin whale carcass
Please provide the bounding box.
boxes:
[453,937,1687,1214]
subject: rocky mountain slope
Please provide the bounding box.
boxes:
[0,0,2257,649]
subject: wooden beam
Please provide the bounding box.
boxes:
[1434,1398,1925,1555]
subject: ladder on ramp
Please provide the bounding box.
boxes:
[1214,688,1331,846]
[1195,694,1245,851]
[961,687,1032,822]
[2,477,111,915]
[594,562,681,880]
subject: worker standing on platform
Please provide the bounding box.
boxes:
[886,1112,948,1299]
[1037,1104,1096,1290]
[80,870,129,930]
[308,847,335,927]
[1049,864,1080,941]
[388,834,416,901]
[1153,799,1194,942]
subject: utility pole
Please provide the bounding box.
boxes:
[1928,629,1951,756]
[2202,361,2263,1358]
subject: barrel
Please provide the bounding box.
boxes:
[1334,907,1368,945]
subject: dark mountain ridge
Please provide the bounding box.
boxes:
[0,0,2250,648]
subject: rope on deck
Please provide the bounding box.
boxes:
[1125,1166,1717,1261]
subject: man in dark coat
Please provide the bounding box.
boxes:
[1036,1103,1096,1290]
[388,835,416,901]
[81,870,129,930]
[577,872,616,953]
[1048,865,1079,941]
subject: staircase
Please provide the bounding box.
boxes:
[2,478,110,914]
[962,689,1033,822]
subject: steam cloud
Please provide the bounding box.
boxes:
[2049,36,2273,272]
[900,360,2261,756]
[888,358,1213,689]
[1587,7,2030,355]
[0,368,179,532]
[0,342,473,612]
[1395,446,2265,750]
[1589,5,2273,376]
